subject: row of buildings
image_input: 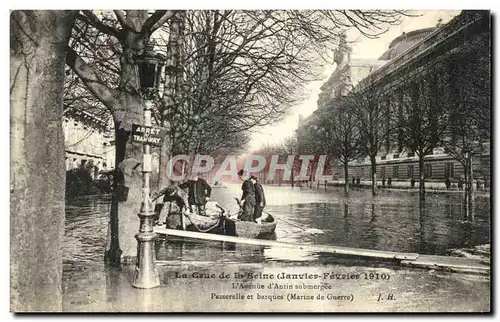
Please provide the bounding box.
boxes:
[296,10,491,183]
[63,108,115,177]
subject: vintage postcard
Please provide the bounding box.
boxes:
[10,8,491,313]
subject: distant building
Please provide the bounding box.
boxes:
[316,34,388,111]
[298,34,387,134]
[63,107,115,176]
[378,27,438,61]
[297,11,491,184]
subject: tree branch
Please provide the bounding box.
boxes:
[113,10,138,32]
[143,10,176,33]
[65,47,120,111]
[79,11,120,38]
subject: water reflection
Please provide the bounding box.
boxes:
[64,195,111,273]
[62,188,490,312]
[64,187,490,271]
[262,189,489,257]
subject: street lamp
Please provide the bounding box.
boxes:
[137,42,166,98]
[132,41,166,289]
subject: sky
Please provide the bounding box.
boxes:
[248,10,462,151]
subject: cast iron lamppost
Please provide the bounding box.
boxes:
[132,42,166,289]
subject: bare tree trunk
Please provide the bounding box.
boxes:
[158,12,184,188]
[10,10,76,312]
[344,162,349,194]
[181,159,187,180]
[64,10,178,263]
[158,137,171,188]
[370,154,377,196]
[107,28,152,262]
[291,168,294,188]
[418,153,426,201]
[104,126,127,264]
[463,153,474,220]
[106,102,145,262]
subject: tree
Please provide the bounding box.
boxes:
[65,10,177,261]
[281,137,299,187]
[65,9,409,260]
[158,11,185,186]
[317,101,362,193]
[158,10,409,183]
[11,10,77,312]
[397,74,449,200]
[439,28,490,214]
[347,75,391,196]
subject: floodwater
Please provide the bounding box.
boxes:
[62,184,491,312]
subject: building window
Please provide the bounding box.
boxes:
[407,152,415,158]
[408,165,414,179]
[360,167,364,178]
[393,166,399,178]
[381,155,387,160]
[425,164,432,178]
[381,166,386,178]
[393,153,400,159]
[445,162,455,178]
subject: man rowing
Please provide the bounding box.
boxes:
[237,169,255,222]
[151,185,189,225]
[252,176,266,221]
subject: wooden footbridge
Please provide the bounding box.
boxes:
[154,227,490,275]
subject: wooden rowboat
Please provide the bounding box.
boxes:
[166,212,223,234]
[164,212,277,238]
[224,214,277,238]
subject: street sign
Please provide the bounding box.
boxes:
[131,124,167,147]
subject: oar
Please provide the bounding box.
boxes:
[215,203,228,217]
[234,197,243,209]
[263,211,324,235]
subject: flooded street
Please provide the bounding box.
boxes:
[62,184,490,312]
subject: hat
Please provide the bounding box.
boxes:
[250,175,257,180]
[237,169,244,176]
[165,186,176,196]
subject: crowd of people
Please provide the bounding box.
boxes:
[444,177,489,191]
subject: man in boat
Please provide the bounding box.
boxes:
[151,185,189,225]
[178,174,212,216]
[237,169,255,222]
[251,176,266,221]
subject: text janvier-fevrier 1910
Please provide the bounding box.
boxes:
[175,271,390,280]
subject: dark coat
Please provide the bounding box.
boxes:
[254,182,266,207]
[179,179,212,205]
[164,194,186,210]
[241,179,255,201]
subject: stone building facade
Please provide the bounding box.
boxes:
[297,11,491,185]
[63,108,115,176]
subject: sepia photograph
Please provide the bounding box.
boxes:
[8,5,492,313]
